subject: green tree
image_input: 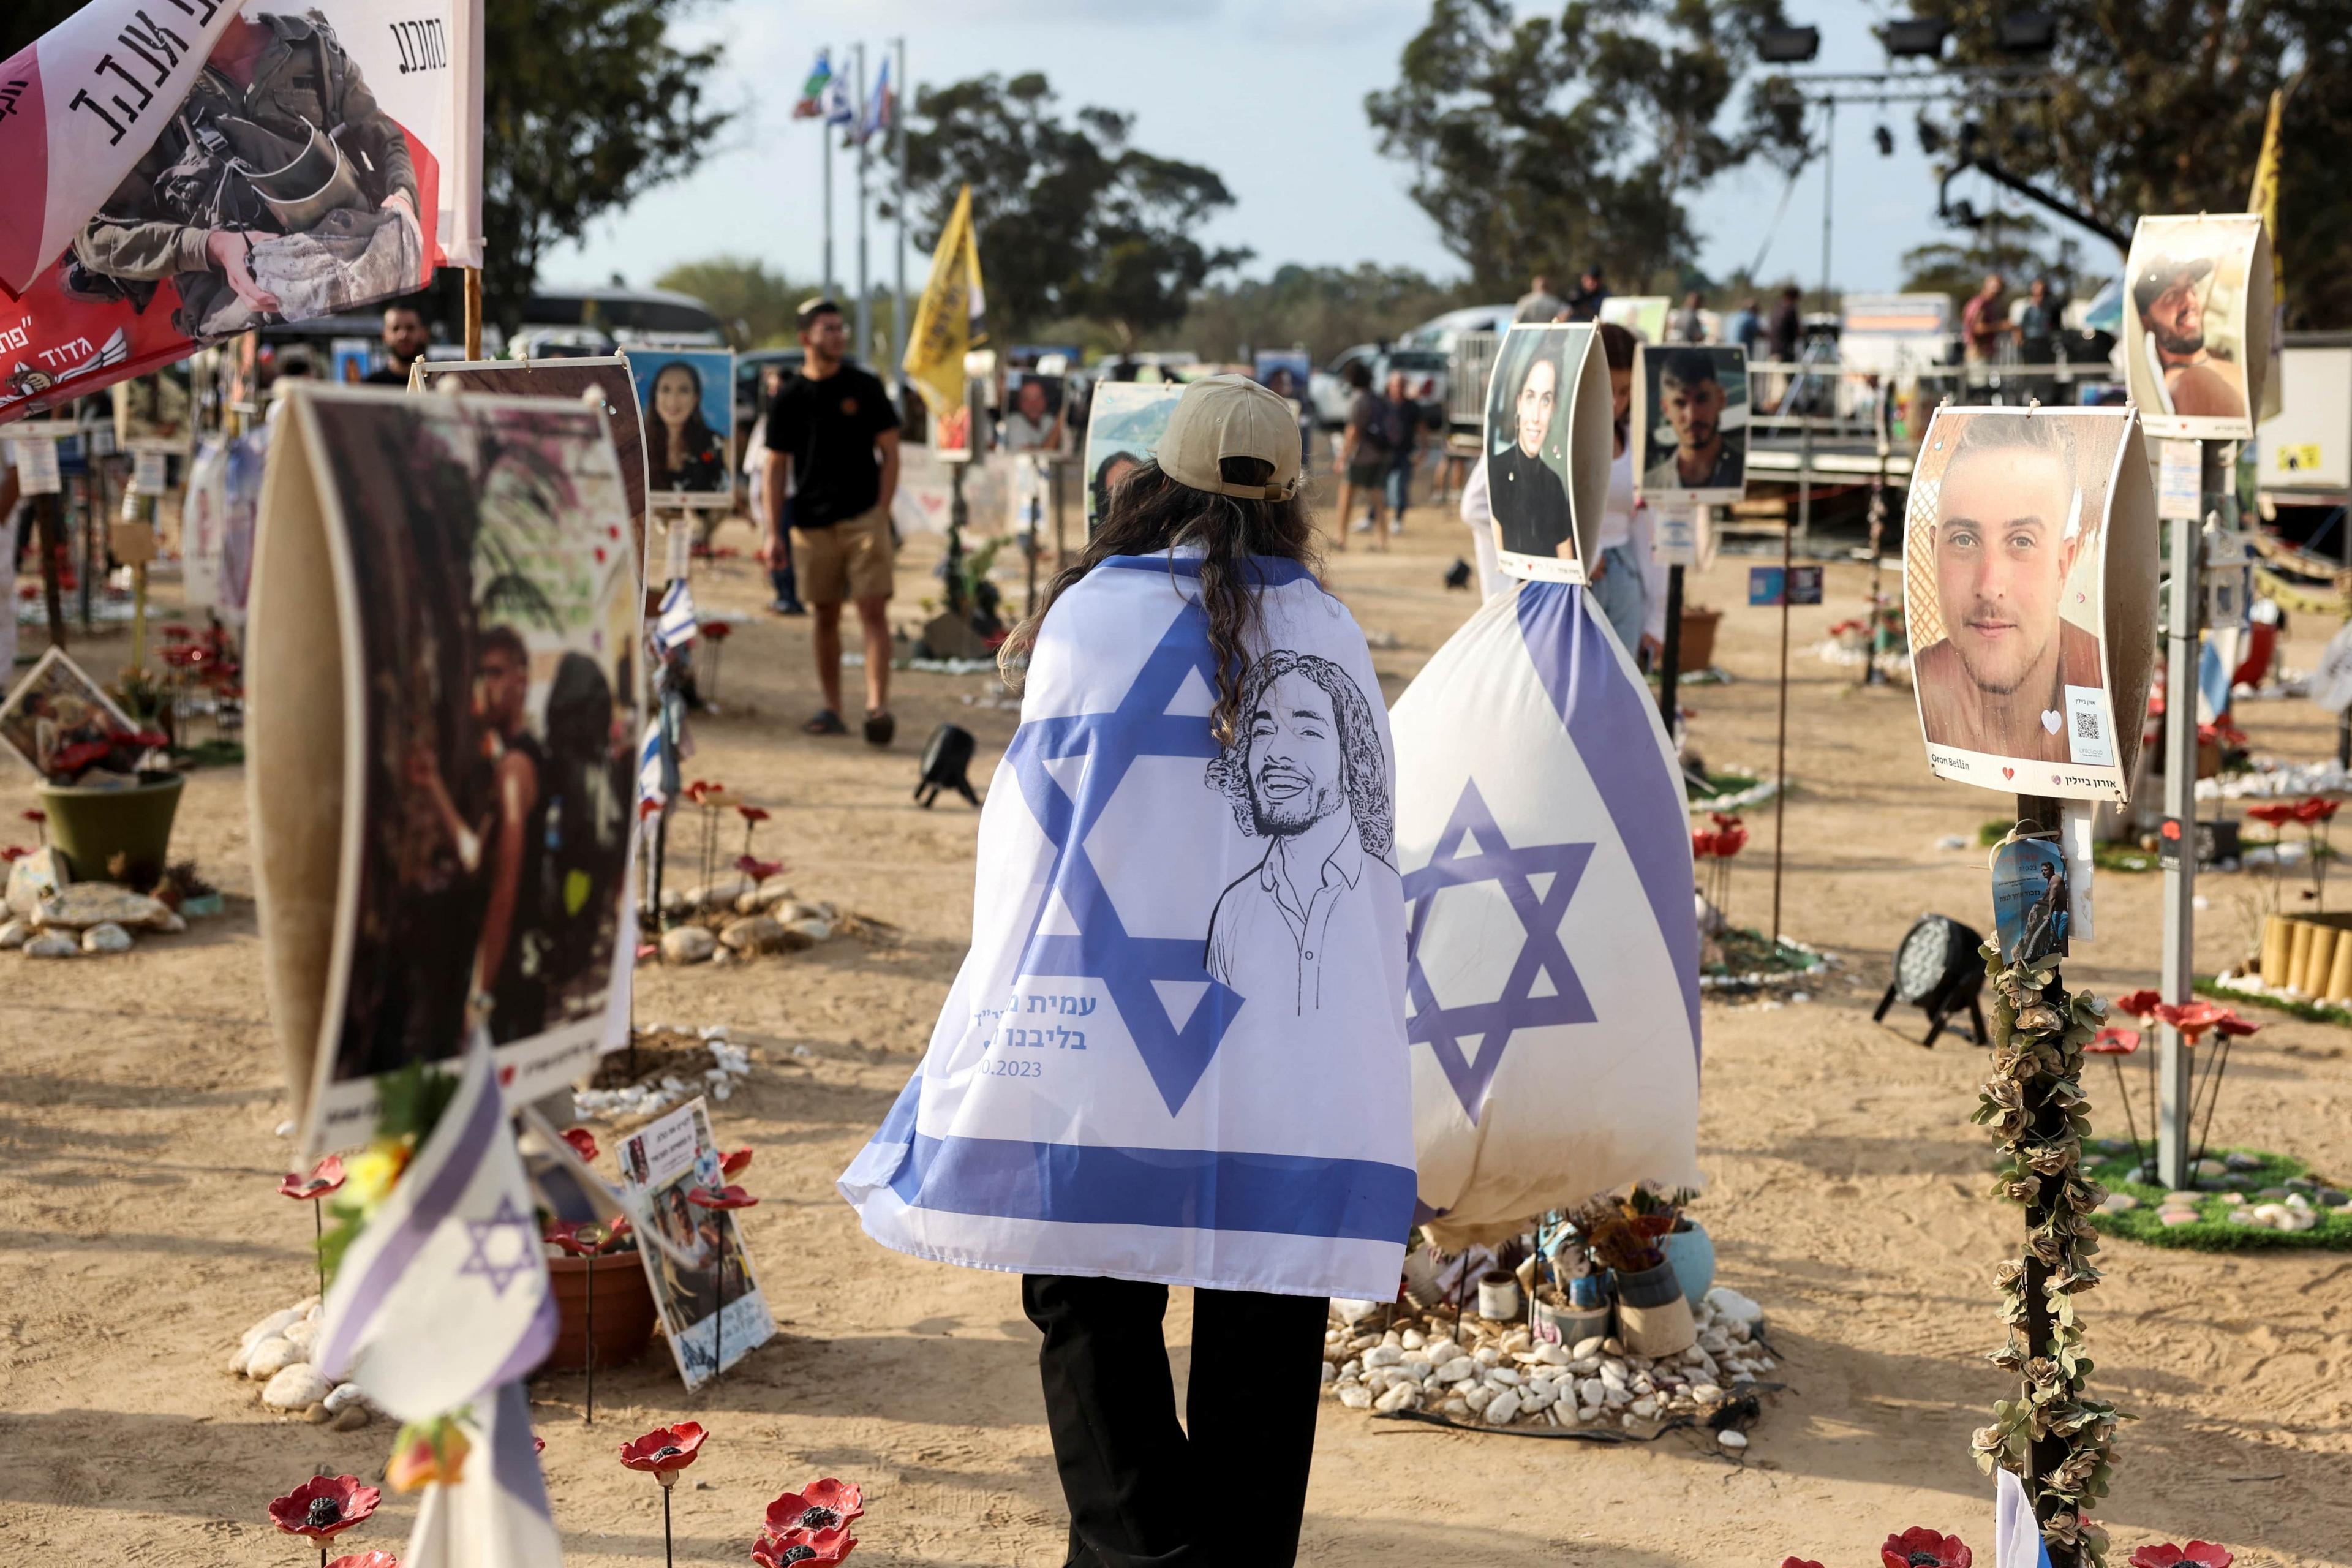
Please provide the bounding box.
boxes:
[3,0,730,333]
[1915,0,2352,326]
[1150,264,1476,366]
[1365,0,1807,298]
[654,257,812,349]
[897,73,1248,344]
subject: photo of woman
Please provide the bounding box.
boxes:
[630,349,736,508]
[1483,323,1610,584]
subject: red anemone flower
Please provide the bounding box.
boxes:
[720,1148,754,1178]
[704,620,734,641]
[325,1555,401,1568]
[2245,802,2298,827]
[1714,824,1749,857]
[546,1216,632,1257]
[1691,829,1719,858]
[561,1128,600,1163]
[1709,811,1743,832]
[51,739,112,775]
[161,622,194,641]
[687,1184,758,1211]
[764,1479,865,1536]
[736,855,784,880]
[618,1421,706,1482]
[639,798,664,821]
[22,810,44,824]
[753,1532,856,1566]
[533,1436,546,1455]
[1881,1528,1972,1568]
[2128,1545,2233,1568]
[2086,1026,2141,1056]
[278,1155,347,1202]
[1,846,26,862]
[2212,1011,2259,1039]
[2111,989,2163,1020]
[270,1474,382,1541]
[737,804,770,824]
[2294,796,2340,823]
[2155,1000,2226,1045]
[1783,1561,1828,1568]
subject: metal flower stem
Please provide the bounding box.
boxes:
[714,1225,728,1387]
[2105,1058,2144,1181]
[2190,1038,2236,1166]
[584,1251,596,1425]
[662,1479,674,1568]
[312,1201,325,1302]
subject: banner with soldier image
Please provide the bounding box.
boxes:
[0,0,478,428]
[1632,344,1747,504]
[1903,406,2158,802]
[245,386,643,1153]
[2122,214,2272,442]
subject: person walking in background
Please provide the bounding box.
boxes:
[1514,272,1567,325]
[1379,369,1422,529]
[1332,361,1390,552]
[1566,266,1610,322]
[364,301,429,386]
[1667,289,1708,344]
[1588,322,1666,669]
[1766,285,1804,362]
[2016,276,2063,404]
[1962,273,2012,368]
[744,364,805,614]
[1728,296,1764,357]
[760,298,902,745]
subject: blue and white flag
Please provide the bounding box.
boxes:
[636,715,666,812]
[859,56,894,145]
[1390,581,1700,1246]
[314,1035,557,1422]
[1994,1467,2057,1568]
[822,69,856,129]
[655,577,698,652]
[403,1381,563,1568]
[840,549,1417,1298]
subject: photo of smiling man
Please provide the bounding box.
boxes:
[1904,408,2148,797]
[2122,213,2269,440]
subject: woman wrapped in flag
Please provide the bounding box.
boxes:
[840,375,1414,1566]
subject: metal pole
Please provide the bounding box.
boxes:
[2155,445,2213,1189]
[36,493,66,649]
[894,37,909,385]
[822,61,835,299]
[1770,518,1793,949]
[1657,563,1684,734]
[1799,99,1834,559]
[464,266,483,359]
[854,43,871,362]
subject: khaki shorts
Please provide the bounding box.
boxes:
[791,502,895,605]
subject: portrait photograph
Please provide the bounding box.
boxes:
[248,388,643,1148]
[1082,382,1185,534]
[628,347,736,509]
[619,1096,774,1390]
[1991,837,2071,967]
[1633,344,1749,503]
[0,647,138,779]
[418,356,652,569]
[1253,349,1313,410]
[1483,323,1611,585]
[999,371,1069,454]
[2123,214,2271,441]
[1903,406,2158,801]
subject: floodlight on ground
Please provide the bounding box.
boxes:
[1872,914,1990,1047]
[1881,17,1953,58]
[1757,24,1820,64]
[915,723,981,809]
[1996,8,2057,53]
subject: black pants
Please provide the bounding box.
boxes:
[1022,1274,1328,1568]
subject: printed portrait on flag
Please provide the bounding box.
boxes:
[0,0,470,426]
[628,347,734,510]
[2122,214,2272,441]
[1633,344,1747,503]
[1903,406,2158,802]
[1483,323,1610,585]
[619,1097,774,1390]
[244,386,643,1151]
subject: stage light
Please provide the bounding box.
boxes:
[1872,914,1990,1047]
[1874,124,1896,157]
[1915,115,1947,156]
[915,723,981,809]
[1949,197,1980,228]
[1881,17,1953,58]
[1757,24,1820,64]
[1996,8,2057,53]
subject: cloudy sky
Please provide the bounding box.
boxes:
[543,0,2076,306]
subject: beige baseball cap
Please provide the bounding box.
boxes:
[1156,374,1303,501]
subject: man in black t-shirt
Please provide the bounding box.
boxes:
[759,298,903,745]
[364,302,429,386]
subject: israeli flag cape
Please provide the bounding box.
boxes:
[1391,582,1700,1246]
[841,549,1417,1298]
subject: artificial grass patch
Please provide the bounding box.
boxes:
[2083,1146,2352,1251]
[2193,976,2352,1028]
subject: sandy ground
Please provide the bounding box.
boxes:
[3,478,2349,1568]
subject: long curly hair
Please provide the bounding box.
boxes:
[998,454,1321,747]
[1202,649,1393,862]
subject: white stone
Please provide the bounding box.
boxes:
[1399,1329,1425,1350]
[23,932,78,959]
[157,911,187,934]
[1462,1384,1494,1413]
[281,1317,318,1351]
[1472,1346,1501,1366]
[1599,1360,1629,1389]
[1519,1385,1557,1412]
[1718,1428,1749,1451]
[1486,1389,1522,1423]
[1577,1377,1607,1406]
[242,1306,304,1351]
[244,1336,302,1379]
[34,884,175,932]
[323,1382,370,1414]
[1630,1395,1660,1419]
[1578,1404,1603,1424]
[660,926,717,964]
[1373,1382,1419,1413]
[81,922,132,954]
[1568,1355,1600,1375]
[1423,1339,1460,1366]
[1485,1366,1520,1387]
[1363,1344,1403,1367]
[685,872,755,911]
[6,848,69,918]
[720,914,786,954]
[756,873,797,907]
[1532,1343,1572,1367]
[1571,1335,1607,1360]
[786,916,834,943]
[1433,1356,1477,1385]
[1601,1336,1626,1355]
[1338,1384,1373,1409]
[0,919,26,949]
[261,1363,332,1411]
[1691,1383,1724,1403]
[1339,1359,1360,1379]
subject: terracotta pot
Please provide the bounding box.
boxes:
[1679,606,1722,671]
[545,1251,658,1373]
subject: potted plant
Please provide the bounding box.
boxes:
[34,720,181,888]
[1642,1185,1716,1309]
[1573,1193,1696,1357]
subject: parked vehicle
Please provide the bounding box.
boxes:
[1309,345,1452,428]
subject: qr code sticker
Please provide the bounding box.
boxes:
[2075,710,2101,741]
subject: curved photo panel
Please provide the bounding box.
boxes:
[1632,344,1749,505]
[1082,381,1183,536]
[627,347,736,511]
[247,385,644,1152]
[1904,405,2157,802]
[2124,214,2272,442]
[1483,324,1611,585]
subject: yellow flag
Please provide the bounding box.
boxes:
[902,184,988,417]
[2249,89,2285,421]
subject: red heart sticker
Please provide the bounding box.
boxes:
[2002,766,2015,779]
[2160,820,2182,840]
[499,1065,516,1086]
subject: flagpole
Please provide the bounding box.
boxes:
[894,37,909,393]
[855,42,872,363]
[822,51,835,299]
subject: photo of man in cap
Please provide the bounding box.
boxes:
[2133,252,2247,423]
[1911,413,2105,766]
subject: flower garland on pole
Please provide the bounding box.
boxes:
[1969,943,2125,1568]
